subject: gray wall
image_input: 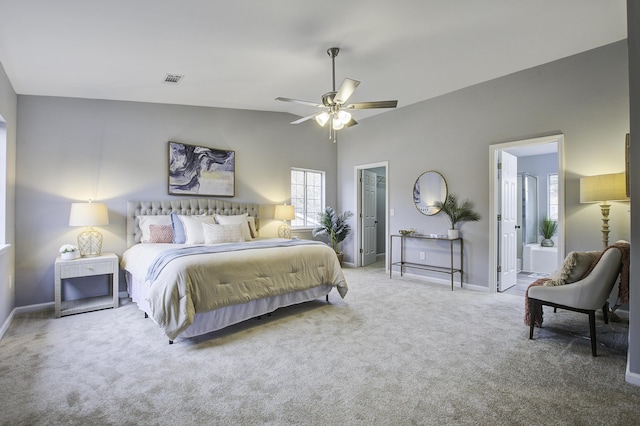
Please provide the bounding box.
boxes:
[15,97,338,306]
[0,62,17,330]
[518,152,558,224]
[627,0,640,384]
[338,40,630,287]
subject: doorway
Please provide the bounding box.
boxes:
[354,162,389,268]
[489,135,565,293]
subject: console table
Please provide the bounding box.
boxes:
[389,234,463,291]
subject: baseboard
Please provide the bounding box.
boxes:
[393,271,488,292]
[0,294,129,342]
[0,307,17,341]
[14,301,54,315]
[626,363,640,387]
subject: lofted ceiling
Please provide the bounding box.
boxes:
[0,1,627,122]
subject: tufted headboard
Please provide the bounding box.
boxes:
[127,198,260,247]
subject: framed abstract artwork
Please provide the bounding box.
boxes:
[168,141,235,196]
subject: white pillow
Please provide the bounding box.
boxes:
[203,223,245,244]
[178,214,216,244]
[137,215,172,243]
[215,213,252,241]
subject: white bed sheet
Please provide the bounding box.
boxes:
[125,271,332,339]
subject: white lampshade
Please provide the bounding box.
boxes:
[274,204,295,221]
[315,112,330,127]
[332,117,344,130]
[69,202,109,226]
[338,110,351,123]
[579,173,629,248]
[580,173,629,203]
[69,202,109,257]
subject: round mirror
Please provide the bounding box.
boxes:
[413,171,448,216]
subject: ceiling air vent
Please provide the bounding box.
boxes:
[163,73,184,84]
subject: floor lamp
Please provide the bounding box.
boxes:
[274,204,295,239]
[579,173,629,249]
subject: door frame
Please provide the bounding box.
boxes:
[354,161,389,268]
[488,134,565,293]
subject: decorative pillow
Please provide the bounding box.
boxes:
[137,215,172,243]
[170,212,186,244]
[149,224,174,243]
[247,216,257,238]
[178,214,216,244]
[215,213,252,241]
[203,223,245,244]
[544,250,601,286]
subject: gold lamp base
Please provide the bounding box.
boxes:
[77,227,103,257]
[278,224,292,239]
[599,202,611,249]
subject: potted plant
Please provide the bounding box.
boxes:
[59,244,79,260]
[433,193,481,238]
[540,217,557,247]
[312,206,353,265]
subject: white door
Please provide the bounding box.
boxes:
[499,151,518,291]
[361,170,378,266]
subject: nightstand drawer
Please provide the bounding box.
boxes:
[58,260,115,278]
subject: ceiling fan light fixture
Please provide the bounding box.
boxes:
[316,112,330,126]
[338,110,351,123]
[332,117,345,130]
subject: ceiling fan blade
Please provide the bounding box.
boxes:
[345,100,398,109]
[290,112,321,125]
[275,97,323,108]
[334,78,361,104]
[345,117,358,127]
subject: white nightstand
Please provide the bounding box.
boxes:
[54,252,119,318]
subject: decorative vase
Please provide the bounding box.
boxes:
[336,252,344,267]
[541,238,554,247]
[61,252,77,260]
[447,229,459,239]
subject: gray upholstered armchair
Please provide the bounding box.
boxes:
[527,246,624,356]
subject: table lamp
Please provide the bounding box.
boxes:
[69,201,109,256]
[274,204,295,239]
[579,173,629,248]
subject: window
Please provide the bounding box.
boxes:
[290,168,325,228]
[548,173,558,221]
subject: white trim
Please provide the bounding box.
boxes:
[0,243,10,256]
[489,134,565,293]
[15,301,54,315]
[353,161,389,268]
[0,307,16,341]
[626,364,640,387]
[389,271,487,292]
[0,302,55,342]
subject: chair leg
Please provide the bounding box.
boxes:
[589,310,597,357]
[529,299,537,339]
[602,302,610,324]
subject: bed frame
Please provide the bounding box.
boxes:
[124,198,333,343]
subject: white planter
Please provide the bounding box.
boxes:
[447,229,459,239]
[61,251,77,260]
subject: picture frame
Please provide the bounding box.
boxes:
[168,141,235,196]
[626,133,630,197]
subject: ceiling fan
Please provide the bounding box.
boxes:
[275,47,398,142]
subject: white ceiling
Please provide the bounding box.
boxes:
[0,1,627,122]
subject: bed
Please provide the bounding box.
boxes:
[121,199,348,342]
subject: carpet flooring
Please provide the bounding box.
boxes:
[1,262,639,425]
